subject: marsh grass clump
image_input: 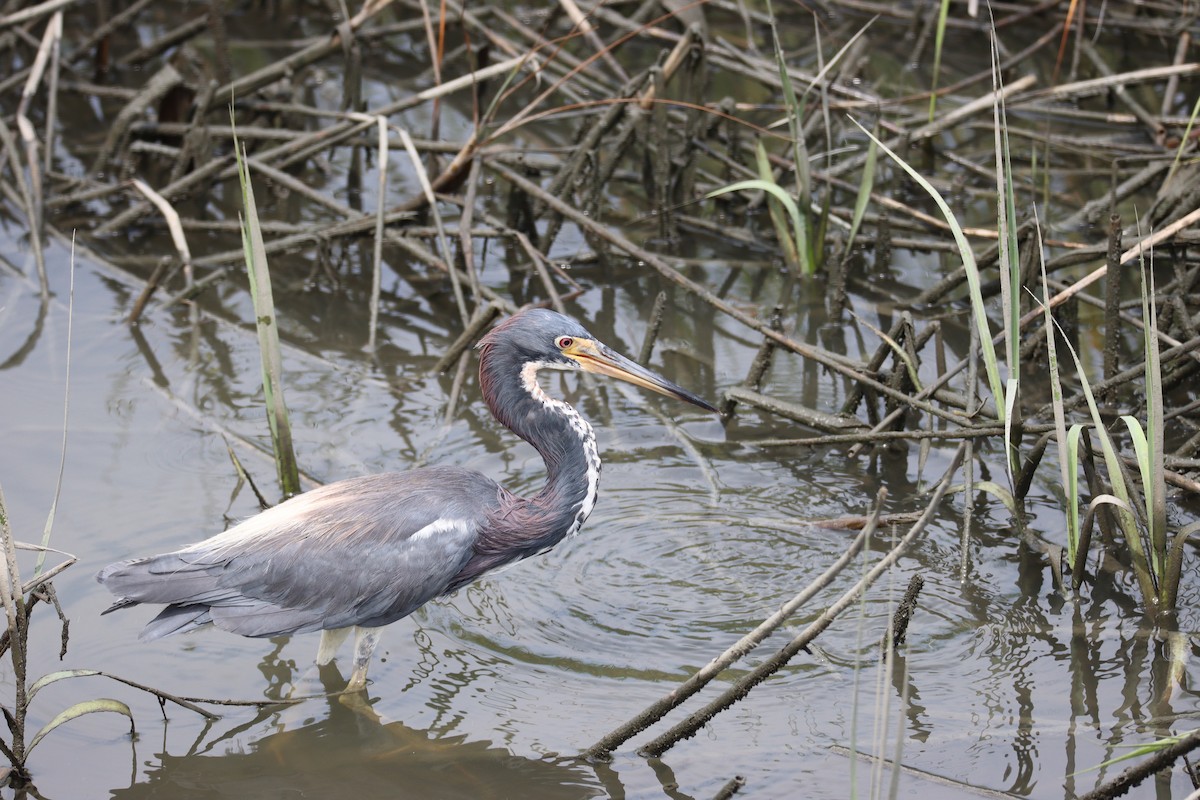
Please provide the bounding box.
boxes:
[0,480,225,789]
[0,480,93,788]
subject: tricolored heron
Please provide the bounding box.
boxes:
[98,308,716,692]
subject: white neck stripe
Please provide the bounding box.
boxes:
[520,361,601,539]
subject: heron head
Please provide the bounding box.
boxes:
[479,308,716,412]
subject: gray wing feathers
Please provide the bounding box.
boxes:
[139,605,212,639]
[98,468,500,639]
[98,554,242,607]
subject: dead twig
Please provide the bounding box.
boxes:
[635,444,964,758]
[585,488,887,760]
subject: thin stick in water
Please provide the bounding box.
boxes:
[637,291,668,365]
[637,445,963,758]
[368,116,388,351]
[585,488,887,760]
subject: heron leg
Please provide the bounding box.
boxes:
[316,627,352,665]
[344,626,382,693]
[284,660,345,705]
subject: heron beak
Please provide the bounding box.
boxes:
[565,340,717,413]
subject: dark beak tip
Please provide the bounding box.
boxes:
[671,389,717,414]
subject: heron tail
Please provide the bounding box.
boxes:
[139,604,213,640]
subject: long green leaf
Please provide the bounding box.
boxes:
[1122,413,1166,593]
[1166,96,1200,188]
[992,30,1021,374]
[927,0,952,121]
[1040,226,1079,566]
[765,0,807,201]
[1065,423,1084,564]
[845,123,877,255]
[1122,417,1151,495]
[991,28,1021,479]
[764,0,814,273]
[707,180,805,266]
[1139,257,1168,603]
[753,142,800,270]
[1034,220,1151,602]
[1053,319,1156,605]
[37,237,75,575]
[706,180,803,221]
[27,698,134,755]
[232,115,300,498]
[949,480,1017,515]
[1071,732,1192,776]
[850,117,1004,418]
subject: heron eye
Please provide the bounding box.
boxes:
[556,336,574,349]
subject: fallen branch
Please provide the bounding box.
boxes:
[585,487,888,760]
[636,443,964,758]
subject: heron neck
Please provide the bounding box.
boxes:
[480,355,600,542]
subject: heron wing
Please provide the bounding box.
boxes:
[97,467,503,639]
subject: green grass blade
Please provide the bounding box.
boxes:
[1033,218,1154,603]
[753,141,801,270]
[1121,416,1151,491]
[36,235,75,576]
[927,0,952,121]
[991,27,1021,478]
[707,180,803,225]
[850,117,1004,418]
[1139,258,1168,600]
[1036,217,1082,572]
[812,20,832,275]
[1003,377,1020,479]
[845,122,878,255]
[708,178,807,273]
[1065,424,1084,564]
[950,480,1017,515]
[765,0,807,202]
[1071,732,1191,776]
[1122,413,1155,570]
[232,116,301,499]
[805,17,876,272]
[1165,96,1200,188]
[1050,318,1156,605]
[764,0,814,273]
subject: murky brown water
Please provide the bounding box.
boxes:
[2,3,1200,799]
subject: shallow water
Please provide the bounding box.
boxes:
[6,224,1199,800]
[2,4,1200,799]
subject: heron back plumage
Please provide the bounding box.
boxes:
[98,467,503,639]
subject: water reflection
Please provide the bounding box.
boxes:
[111,664,606,800]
